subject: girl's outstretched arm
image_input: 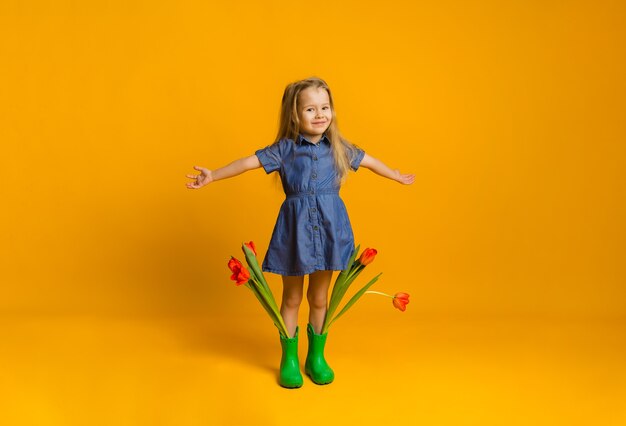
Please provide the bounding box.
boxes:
[186,155,262,189]
[360,153,415,185]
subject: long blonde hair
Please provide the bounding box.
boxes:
[275,77,360,184]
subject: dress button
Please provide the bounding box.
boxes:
[311,173,317,179]
[313,155,318,161]
[313,226,319,231]
[311,208,317,213]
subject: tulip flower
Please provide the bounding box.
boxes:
[228,257,250,286]
[244,241,257,255]
[392,292,410,312]
[226,243,290,338]
[322,245,384,334]
[226,242,405,339]
[365,291,410,312]
[357,248,377,265]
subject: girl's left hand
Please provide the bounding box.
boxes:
[395,170,415,185]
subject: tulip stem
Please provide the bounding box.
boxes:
[365,291,393,298]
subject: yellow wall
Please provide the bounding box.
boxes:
[1,0,625,319]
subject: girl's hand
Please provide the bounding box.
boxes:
[360,153,415,185]
[186,166,213,189]
[395,170,415,185]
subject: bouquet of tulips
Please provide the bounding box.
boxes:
[227,241,290,338]
[227,242,410,338]
[321,245,410,334]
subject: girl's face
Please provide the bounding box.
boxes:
[297,87,332,143]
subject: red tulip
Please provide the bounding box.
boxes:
[228,257,250,286]
[392,292,410,312]
[244,241,257,255]
[358,248,378,265]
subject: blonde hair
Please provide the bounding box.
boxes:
[275,77,360,184]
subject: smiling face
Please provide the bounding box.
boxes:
[297,86,332,143]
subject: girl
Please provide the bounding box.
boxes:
[186,77,414,388]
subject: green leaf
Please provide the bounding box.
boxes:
[328,264,363,314]
[242,244,282,316]
[330,245,360,298]
[242,245,270,291]
[323,245,367,334]
[247,278,289,337]
[326,272,382,331]
[327,245,359,307]
[325,273,350,329]
[232,247,289,337]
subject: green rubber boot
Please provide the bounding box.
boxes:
[279,326,303,388]
[305,323,335,385]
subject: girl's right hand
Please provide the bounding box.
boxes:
[186,166,213,189]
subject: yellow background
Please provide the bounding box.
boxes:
[1,1,625,425]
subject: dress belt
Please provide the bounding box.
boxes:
[285,189,339,199]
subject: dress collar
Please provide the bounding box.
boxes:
[297,133,330,145]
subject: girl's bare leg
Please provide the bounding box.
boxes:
[281,275,304,338]
[307,270,333,334]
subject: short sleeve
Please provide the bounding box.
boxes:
[350,146,365,171]
[255,142,282,174]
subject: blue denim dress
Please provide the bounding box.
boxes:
[255,134,365,276]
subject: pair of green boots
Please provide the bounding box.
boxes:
[279,323,334,388]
